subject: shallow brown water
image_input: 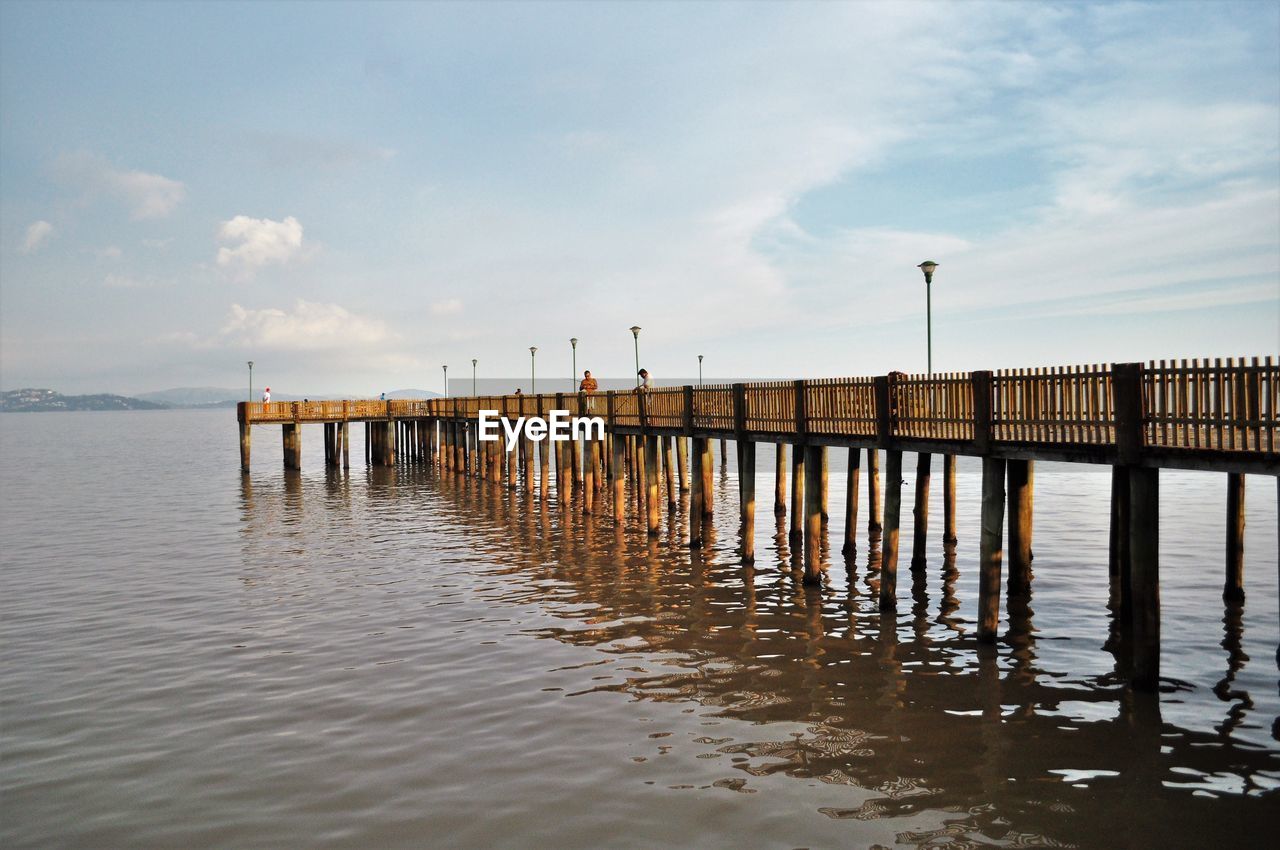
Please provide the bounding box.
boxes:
[2,412,1277,848]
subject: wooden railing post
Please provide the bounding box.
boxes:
[972,370,993,453]
[874,376,892,446]
[1114,362,1144,464]
[794,379,807,442]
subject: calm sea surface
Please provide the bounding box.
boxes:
[2,410,1277,848]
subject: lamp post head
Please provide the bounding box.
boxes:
[630,325,641,338]
[698,354,703,363]
[569,337,578,349]
[248,360,254,368]
[530,346,537,356]
[917,260,938,284]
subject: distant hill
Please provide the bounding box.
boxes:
[2,388,167,412]
[137,387,242,406]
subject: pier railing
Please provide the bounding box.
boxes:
[239,356,1278,467]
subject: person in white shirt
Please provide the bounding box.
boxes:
[636,368,651,391]
[262,386,271,403]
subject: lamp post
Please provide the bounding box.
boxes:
[472,359,477,396]
[917,260,939,375]
[630,326,641,387]
[698,354,703,387]
[247,360,254,402]
[530,346,538,395]
[570,337,578,391]
[442,364,448,398]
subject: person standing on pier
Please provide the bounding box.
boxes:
[580,370,598,410]
[262,386,270,403]
[636,368,651,392]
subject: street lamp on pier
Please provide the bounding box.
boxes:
[917,260,939,375]
[472,359,477,396]
[443,364,448,398]
[698,354,703,387]
[530,346,538,395]
[247,361,254,402]
[630,326,641,386]
[570,338,578,391]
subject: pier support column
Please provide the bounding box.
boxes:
[842,447,861,556]
[239,421,251,473]
[677,437,689,492]
[867,449,882,535]
[943,454,957,548]
[611,432,626,523]
[720,438,728,473]
[342,422,349,471]
[1225,472,1245,600]
[645,435,661,536]
[911,453,932,569]
[1128,466,1160,690]
[804,444,824,586]
[739,441,756,563]
[282,423,301,470]
[820,447,829,525]
[977,457,1007,643]
[789,444,804,542]
[1109,466,1131,615]
[774,443,787,515]
[582,437,596,513]
[559,433,573,507]
[538,437,550,497]
[879,450,902,611]
[700,438,715,518]
[690,437,706,547]
[366,422,372,467]
[665,438,677,510]
[1007,460,1034,594]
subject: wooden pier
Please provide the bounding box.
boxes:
[238,357,1278,691]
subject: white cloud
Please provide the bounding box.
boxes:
[216,215,303,273]
[219,300,391,350]
[55,151,186,219]
[103,273,148,288]
[430,298,463,315]
[22,220,52,253]
[96,245,123,261]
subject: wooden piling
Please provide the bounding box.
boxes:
[842,446,860,556]
[943,454,957,548]
[879,450,902,611]
[911,453,931,569]
[239,421,251,473]
[690,436,706,547]
[740,441,756,563]
[664,437,676,510]
[341,422,349,470]
[583,437,596,513]
[700,437,715,518]
[720,438,728,472]
[282,423,301,470]
[1225,472,1245,600]
[677,436,689,492]
[538,436,550,497]
[789,443,804,541]
[804,444,824,585]
[645,435,661,535]
[820,447,829,524]
[611,431,626,523]
[1111,468,1131,614]
[774,442,787,515]
[1007,459,1034,594]
[867,448,882,534]
[1128,466,1160,690]
[366,422,372,466]
[977,457,1007,643]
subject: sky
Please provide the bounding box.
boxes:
[1,0,1277,396]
